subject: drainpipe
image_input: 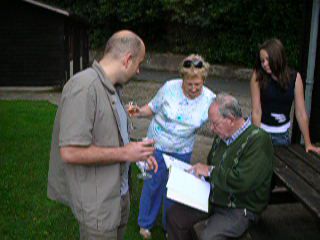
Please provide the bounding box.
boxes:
[302,0,319,143]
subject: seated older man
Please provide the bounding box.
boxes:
[167,93,274,240]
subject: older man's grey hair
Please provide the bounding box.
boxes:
[104,30,142,60]
[215,93,242,119]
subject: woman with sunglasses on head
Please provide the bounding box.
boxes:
[250,38,320,154]
[131,54,215,239]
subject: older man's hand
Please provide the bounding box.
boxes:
[189,163,211,177]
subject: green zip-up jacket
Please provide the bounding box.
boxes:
[208,125,274,214]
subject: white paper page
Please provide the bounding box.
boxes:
[162,154,174,169]
[173,159,192,171]
[166,166,210,212]
[162,154,193,171]
[167,188,208,212]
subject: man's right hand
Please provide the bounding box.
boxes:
[124,139,155,162]
[189,163,211,177]
[60,139,156,166]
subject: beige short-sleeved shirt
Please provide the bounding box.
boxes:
[48,61,126,232]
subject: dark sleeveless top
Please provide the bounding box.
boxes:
[260,70,297,129]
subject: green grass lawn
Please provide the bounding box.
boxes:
[0,100,165,240]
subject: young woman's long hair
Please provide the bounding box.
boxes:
[254,38,291,90]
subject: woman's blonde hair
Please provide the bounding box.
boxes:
[179,54,210,81]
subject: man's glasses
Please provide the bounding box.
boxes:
[183,59,204,68]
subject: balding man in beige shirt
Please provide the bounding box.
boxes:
[48,30,158,240]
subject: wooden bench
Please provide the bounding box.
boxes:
[273,144,320,219]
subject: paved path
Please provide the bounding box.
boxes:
[137,68,251,98]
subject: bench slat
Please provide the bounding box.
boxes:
[274,159,320,219]
[274,146,320,194]
[288,144,320,174]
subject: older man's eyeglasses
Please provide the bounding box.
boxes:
[210,118,227,128]
[183,59,204,68]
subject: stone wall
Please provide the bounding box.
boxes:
[89,50,252,81]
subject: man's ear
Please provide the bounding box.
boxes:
[226,116,235,126]
[123,53,133,69]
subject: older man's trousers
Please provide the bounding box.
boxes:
[167,203,257,240]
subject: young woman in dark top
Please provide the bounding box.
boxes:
[250,38,320,154]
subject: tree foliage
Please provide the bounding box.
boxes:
[44,0,303,67]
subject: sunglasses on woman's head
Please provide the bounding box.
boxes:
[183,59,204,68]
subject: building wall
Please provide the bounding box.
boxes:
[63,21,87,83]
[0,1,65,86]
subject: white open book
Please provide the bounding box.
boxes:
[163,154,192,170]
[165,155,211,213]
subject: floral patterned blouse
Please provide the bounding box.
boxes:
[147,79,215,153]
